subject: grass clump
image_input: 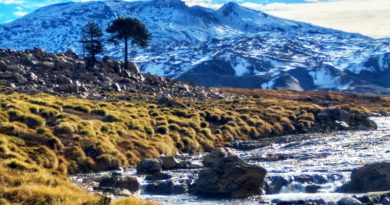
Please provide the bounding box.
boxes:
[110,197,157,205]
[8,110,45,128]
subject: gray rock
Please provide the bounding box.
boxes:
[340,161,390,193]
[137,158,162,175]
[202,147,244,167]
[159,156,180,170]
[337,197,362,205]
[56,75,73,85]
[145,180,187,195]
[192,148,267,198]
[99,176,140,193]
[381,197,390,205]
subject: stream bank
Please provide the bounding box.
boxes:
[71,117,390,204]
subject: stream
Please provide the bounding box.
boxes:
[71,117,390,204]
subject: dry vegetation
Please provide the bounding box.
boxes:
[221,88,390,114]
[0,87,388,204]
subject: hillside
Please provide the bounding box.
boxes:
[0,86,387,203]
[0,48,227,100]
[1,0,390,93]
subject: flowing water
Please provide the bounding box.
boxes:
[71,117,390,204]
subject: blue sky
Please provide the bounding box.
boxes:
[1,0,389,38]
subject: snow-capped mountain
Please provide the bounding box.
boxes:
[0,0,389,93]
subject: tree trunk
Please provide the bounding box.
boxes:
[124,36,129,73]
[89,32,94,70]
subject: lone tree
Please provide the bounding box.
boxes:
[106,17,150,71]
[80,21,103,69]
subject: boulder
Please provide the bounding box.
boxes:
[99,175,140,193]
[145,180,187,195]
[202,147,245,167]
[13,73,28,84]
[339,161,390,193]
[191,148,267,198]
[337,197,362,205]
[136,158,162,175]
[56,75,73,85]
[159,156,180,170]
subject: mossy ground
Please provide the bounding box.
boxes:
[0,87,388,204]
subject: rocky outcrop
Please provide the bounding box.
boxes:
[0,48,232,100]
[315,108,377,131]
[339,161,390,193]
[191,148,267,198]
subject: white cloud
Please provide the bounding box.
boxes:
[240,0,390,38]
[0,0,25,4]
[13,11,27,16]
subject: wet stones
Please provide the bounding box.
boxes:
[144,172,172,181]
[99,175,140,193]
[272,199,327,205]
[265,176,289,194]
[137,156,182,174]
[191,148,267,198]
[137,157,187,195]
[137,158,173,182]
[145,180,187,195]
[136,158,162,175]
[337,197,362,205]
[305,184,321,193]
[339,161,390,193]
[159,156,180,170]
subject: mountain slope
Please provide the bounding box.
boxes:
[0,0,390,93]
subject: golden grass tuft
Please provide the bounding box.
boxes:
[110,197,157,205]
